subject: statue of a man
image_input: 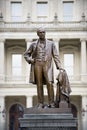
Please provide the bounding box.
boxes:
[24,27,62,108]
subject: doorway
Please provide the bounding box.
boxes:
[71,103,77,117]
[9,103,24,130]
[71,103,78,130]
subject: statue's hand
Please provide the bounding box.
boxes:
[59,67,65,71]
[28,57,35,64]
[30,58,35,64]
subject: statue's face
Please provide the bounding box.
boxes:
[37,29,45,40]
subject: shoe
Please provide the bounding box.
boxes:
[49,103,55,108]
[37,103,44,108]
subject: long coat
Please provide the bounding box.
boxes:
[24,39,61,84]
[56,70,71,100]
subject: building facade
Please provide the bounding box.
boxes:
[0,0,87,130]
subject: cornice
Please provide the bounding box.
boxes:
[80,38,87,42]
[7,45,25,51]
[60,45,79,51]
[0,25,87,32]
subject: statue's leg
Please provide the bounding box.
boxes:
[35,63,44,106]
[55,83,60,107]
[47,82,54,107]
[43,65,54,107]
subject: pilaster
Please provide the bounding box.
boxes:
[0,39,5,83]
[82,96,87,130]
[53,38,60,55]
[80,39,87,82]
[26,96,33,108]
[0,96,6,130]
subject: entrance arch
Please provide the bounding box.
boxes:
[9,103,24,130]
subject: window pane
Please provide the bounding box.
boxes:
[11,2,22,21]
[63,2,73,21]
[37,2,48,17]
[64,54,74,75]
[12,54,22,76]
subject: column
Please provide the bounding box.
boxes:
[25,39,32,83]
[54,38,60,55]
[0,39,5,82]
[26,96,33,108]
[80,39,87,82]
[0,96,6,130]
[26,39,32,49]
[82,96,87,130]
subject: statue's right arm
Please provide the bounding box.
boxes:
[24,44,34,64]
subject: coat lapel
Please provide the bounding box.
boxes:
[45,39,49,52]
[32,40,38,57]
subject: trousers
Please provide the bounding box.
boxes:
[34,61,54,105]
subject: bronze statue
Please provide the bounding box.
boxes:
[24,27,62,108]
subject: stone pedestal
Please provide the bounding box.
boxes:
[19,106,77,130]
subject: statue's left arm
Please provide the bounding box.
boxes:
[52,42,61,69]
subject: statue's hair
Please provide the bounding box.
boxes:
[37,27,45,33]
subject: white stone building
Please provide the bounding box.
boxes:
[0,0,87,130]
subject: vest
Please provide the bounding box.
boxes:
[36,41,46,62]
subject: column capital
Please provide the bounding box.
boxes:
[80,38,87,42]
[82,95,87,99]
[25,38,32,43]
[53,38,60,42]
[0,96,5,99]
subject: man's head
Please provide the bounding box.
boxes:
[37,27,46,40]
